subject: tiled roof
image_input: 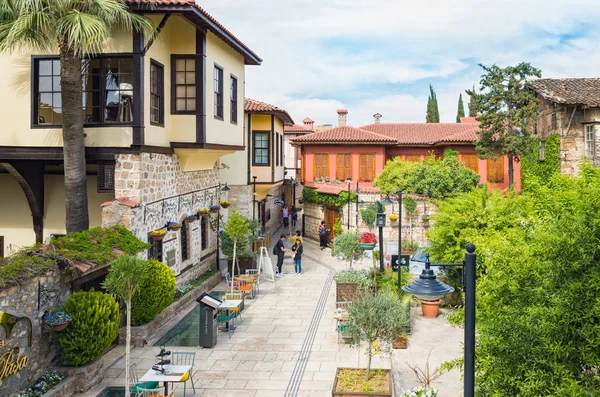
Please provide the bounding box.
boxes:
[304,182,381,194]
[532,78,600,107]
[361,123,479,145]
[460,117,478,124]
[245,98,294,125]
[125,0,261,65]
[284,124,313,134]
[292,126,397,144]
[303,117,314,123]
[337,109,348,114]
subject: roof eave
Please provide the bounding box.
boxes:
[246,110,294,125]
[130,3,262,66]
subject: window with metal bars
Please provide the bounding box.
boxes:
[97,161,115,193]
[148,234,163,261]
[180,221,189,262]
[201,216,208,251]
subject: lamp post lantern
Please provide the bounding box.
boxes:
[402,243,477,397]
[346,178,352,231]
[376,201,386,272]
[354,181,359,230]
[397,191,403,291]
[252,176,257,220]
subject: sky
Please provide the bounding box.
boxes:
[204,0,600,127]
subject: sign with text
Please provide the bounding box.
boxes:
[391,254,411,271]
[0,311,31,381]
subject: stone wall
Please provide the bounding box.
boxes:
[0,268,72,396]
[103,152,221,283]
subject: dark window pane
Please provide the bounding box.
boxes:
[39,76,52,91]
[39,60,52,75]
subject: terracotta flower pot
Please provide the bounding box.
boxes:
[168,226,181,232]
[185,217,196,223]
[421,299,441,318]
[198,212,209,217]
[392,335,408,349]
[47,321,70,332]
[151,234,164,241]
[220,203,230,208]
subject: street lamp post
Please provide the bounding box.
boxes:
[252,176,257,220]
[376,201,386,273]
[355,181,359,230]
[346,178,351,231]
[402,243,477,397]
[216,183,231,270]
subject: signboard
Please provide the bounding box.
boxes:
[274,199,285,206]
[391,254,411,271]
[0,311,31,382]
[258,247,275,282]
[376,213,386,227]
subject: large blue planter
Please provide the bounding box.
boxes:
[359,242,376,250]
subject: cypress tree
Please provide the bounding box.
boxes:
[426,85,440,123]
[467,85,480,117]
[456,93,465,122]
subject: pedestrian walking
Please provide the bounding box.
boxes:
[291,239,304,275]
[318,220,329,250]
[288,229,303,245]
[291,205,298,227]
[273,233,289,277]
[282,204,289,229]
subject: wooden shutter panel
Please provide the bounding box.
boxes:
[345,155,351,180]
[97,161,115,193]
[336,155,343,180]
[487,158,504,183]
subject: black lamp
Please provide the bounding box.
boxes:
[221,183,231,192]
[381,194,393,206]
[401,256,454,300]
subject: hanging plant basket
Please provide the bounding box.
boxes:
[296,205,303,212]
[167,222,182,231]
[210,205,221,213]
[389,215,399,223]
[44,312,72,332]
[198,209,209,217]
[359,242,376,250]
[422,214,430,222]
[220,202,231,209]
[151,234,164,241]
[47,321,71,332]
[185,215,196,223]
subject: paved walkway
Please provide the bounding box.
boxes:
[83,239,462,397]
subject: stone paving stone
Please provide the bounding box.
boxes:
[224,379,248,389]
[196,379,227,389]
[225,371,272,380]
[269,371,293,380]
[201,390,255,397]
[253,360,285,371]
[193,370,228,380]
[211,359,240,371]
[245,379,289,390]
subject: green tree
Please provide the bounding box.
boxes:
[473,63,542,188]
[131,259,176,325]
[223,209,250,291]
[426,85,440,123]
[102,255,150,394]
[374,150,480,199]
[0,0,154,233]
[466,84,480,117]
[456,93,465,122]
[360,202,379,231]
[331,231,363,268]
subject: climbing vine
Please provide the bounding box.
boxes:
[302,187,356,208]
[520,134,560,192]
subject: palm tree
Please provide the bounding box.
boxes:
[0,0,154,232]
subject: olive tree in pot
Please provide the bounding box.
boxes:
[333,269,374,303]
[332,231,364,269]
[333,292,412,396]
[223,209,251,292]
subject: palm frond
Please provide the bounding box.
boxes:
[57,10,109,56]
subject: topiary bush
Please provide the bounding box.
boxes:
[131,259,176,325]
[57,290,120,366]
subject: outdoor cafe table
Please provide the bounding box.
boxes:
[139,364,192,395]
[219,299,242,331]
[234,274,256,282]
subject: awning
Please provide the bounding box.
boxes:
[253,182,283,201]
[174,148,235,171]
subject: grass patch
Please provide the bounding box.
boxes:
[335,368,390,393]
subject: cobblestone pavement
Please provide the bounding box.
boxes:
[83,238,462,397]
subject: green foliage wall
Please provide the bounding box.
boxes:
[520,134,561,192]
[58,290,120,366]
[427,168,600,395]
[131,260,176,325]
[302,188,356,208]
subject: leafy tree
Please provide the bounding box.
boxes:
[428,168,600,395]
[360,202,379,231]
[0,0,154,233]
[102,255,150,394]
[472,63,542,188]
[131,259,176,325]
[374,150,480,199]
[456,93,465,122]
[426,85,440,123]
[466,85,481,117]
[223,209,250,291]
[403,196,418,245]
[331,231,363,268]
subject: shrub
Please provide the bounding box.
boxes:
[131,260,176,325]
[331,232,364,268]
[58,290,120,366]
[333,269,374,286]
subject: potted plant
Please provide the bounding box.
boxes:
[401,387,438,397]
[333,269,373,302]
[210,204,221,213]
[421,299,441,318]
[166,221,182,231]
[392,333,409,349]
[401,240,420,255]
[44,311,72,331]
[185,214,196,223]
[422,214,430,222]
[223,209,251,292]
[389,214,399,223]
[220,200,231,209]
[358,232,377,250]
[150,229,166,241]
[332,232,364,269]
[198,208,210,217]
[332,292,410,396]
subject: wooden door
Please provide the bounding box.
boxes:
[0,236,3,258]
[324,206,340,241]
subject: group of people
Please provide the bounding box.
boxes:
[281,204,299,229]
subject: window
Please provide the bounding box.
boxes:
[148,234,163,261]
[201,216,208,251]
[180,221,189,262]
[172,56,196,113]
[280,134,284,167]
[300,152,305,182]
[0,236,4,258]
[487,157,504,183]
[214,65,223,119]
[230,75,238,123]
[34,57,134,126]
[254,131,270,165]
[359,154,376,181]
[336,154,352,180]
[97,161,115,193]
[539,140,546,161]
[461,154,479,173]
[314,153,329,179]
[275,134,279,166]
[150,60,164,125]
[405,155,421,162]
[585,125,595,159]
[551,112,557,130]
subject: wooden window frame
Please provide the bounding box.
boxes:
[97,160,115,193]
[148,234,163,261]
[201,216,208,251]
[180,221,189,262]
[486,157,505,184]
[461,154,479,173]
[253,131,270,166]
[214,64,224,120]
[585,125,595,159]
[171,55,196,114]
[313,153,329,179]
[230,74,238,124]
[336,153,352,181]
[359,153,376,182]
[150,59,164,126]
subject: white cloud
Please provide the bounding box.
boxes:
[202,0,600,124]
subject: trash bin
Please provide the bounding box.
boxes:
[196,293,221,348]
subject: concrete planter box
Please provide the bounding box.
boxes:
[332,368,392,397]
[336,282,368,303]
[227,256,257,275]
[43,357,105,397]
[119,271,222,347]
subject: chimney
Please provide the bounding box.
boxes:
[373,112,382,124]
[337,109,348,127]
[302,117,315,131]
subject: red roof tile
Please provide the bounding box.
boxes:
[361,123,479,145]
[460,117,478,124]
[533,78,600,107]
[284,124,313,134]
[101,197,141,208]
[292,125,397,144]
[302,117,314,123]
[304,182,381,194]
[245,98,294,125]
[337,109,348,114]
[125,0,261,65]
